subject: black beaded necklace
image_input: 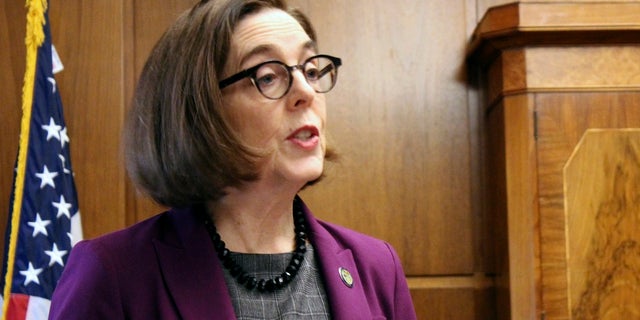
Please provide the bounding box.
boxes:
[201,199,308,292]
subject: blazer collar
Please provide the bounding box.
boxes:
[153,207,236,319]
[152,200,373,320]
[300,199,374,320]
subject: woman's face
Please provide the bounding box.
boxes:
[221,8,326,188]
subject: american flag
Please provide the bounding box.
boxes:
[1,1,83,319]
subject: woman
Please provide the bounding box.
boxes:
[49,0,417,319]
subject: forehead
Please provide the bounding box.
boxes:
[230,8,313,65]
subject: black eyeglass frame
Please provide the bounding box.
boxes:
[218,54,342,100]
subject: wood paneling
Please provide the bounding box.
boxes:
[125,0,197,225]
[536,92,640,319]
[0,0,491,318]
[47,1,128,239]
[469,2,640,66]
[484,94,541,319]
[411,286,496,320]
[292,0,473,276]
[565,129,640,319]
[470,2,640,319]
[0,1,27,272]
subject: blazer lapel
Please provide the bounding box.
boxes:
[153,208,236,320]
[303,203,374,320]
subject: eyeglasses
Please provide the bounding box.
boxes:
[218,54,342,100]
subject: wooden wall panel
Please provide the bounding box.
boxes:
[411,287,495,319]
[0,0,492,318]
[536,92,640,319]
[565,129,640,319]
[0,1,27,271]
[125,0,198,225]
[47,1,128,239]
[291,0,473,276]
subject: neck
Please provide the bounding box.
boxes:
[207,187,299,254]
[200,196,308,292]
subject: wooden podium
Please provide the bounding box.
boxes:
[468,2,640,319]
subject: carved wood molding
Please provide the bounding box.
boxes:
[468,1,640,65]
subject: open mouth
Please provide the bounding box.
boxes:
[287,125,320,149]
[288,126,319,140]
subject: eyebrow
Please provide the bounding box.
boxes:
[238,40,318,67]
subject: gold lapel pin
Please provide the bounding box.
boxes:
[338,267,354,288]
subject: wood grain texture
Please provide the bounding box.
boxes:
[469,1,640,64]
[411,286,496,320]
[499,94,542,319]
[536,93,640,319]
[124,0,196,225]
[292,0,473,275]
[524,46,640,92]
[47,1,128,239]
[0,1,489,318]
[469,2,640,319]
[0,1,27,274]
[565,129,640,319]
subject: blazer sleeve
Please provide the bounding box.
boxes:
[49,240,124,320]
[385,242,417,320]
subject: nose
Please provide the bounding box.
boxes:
[287,67,316,108]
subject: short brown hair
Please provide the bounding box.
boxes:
[124,0,327,207]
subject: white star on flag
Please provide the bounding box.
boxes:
[58,154,71,174]
[47,77,57,93]
[52,195,72,219]
[41,117,61,141]
[60,127,69,148]
[19,262,43,286]
[27,213,51,237]
[45,243,68,267]
[35,165,58,189]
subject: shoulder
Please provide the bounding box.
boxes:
[50,208,193,318]
[77,207,189,252]
[311,217,402,273]
[307,214,417,319]
[65,207,194,278]
[315,219,391,252]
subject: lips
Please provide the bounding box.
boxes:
[287,125,320,150]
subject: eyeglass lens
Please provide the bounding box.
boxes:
[254,56,338,99]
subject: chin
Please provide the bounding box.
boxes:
[298,165,324,183]
[281,162,324,187]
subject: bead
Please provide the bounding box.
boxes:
[230,265,242,277]
[245,277,257,289]
[275,276,285,288]
[282,271,293,282]
[286,264,299,274]
[237,272,249,284]
[264,279,276,291]
[257,279,266,291]
[215,240,226,251]
[218,248,230,259]
[201,200,308,292]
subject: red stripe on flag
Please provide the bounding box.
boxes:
[6,293,29,320]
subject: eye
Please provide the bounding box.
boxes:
[254,63,286,88]
[255,73,277,86]
[304,66,320,81]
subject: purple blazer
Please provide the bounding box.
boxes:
[49,200,417,319]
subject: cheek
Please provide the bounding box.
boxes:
[316,98,328,131]
[222,95,282,147]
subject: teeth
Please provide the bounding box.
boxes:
[295,130,312,140]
